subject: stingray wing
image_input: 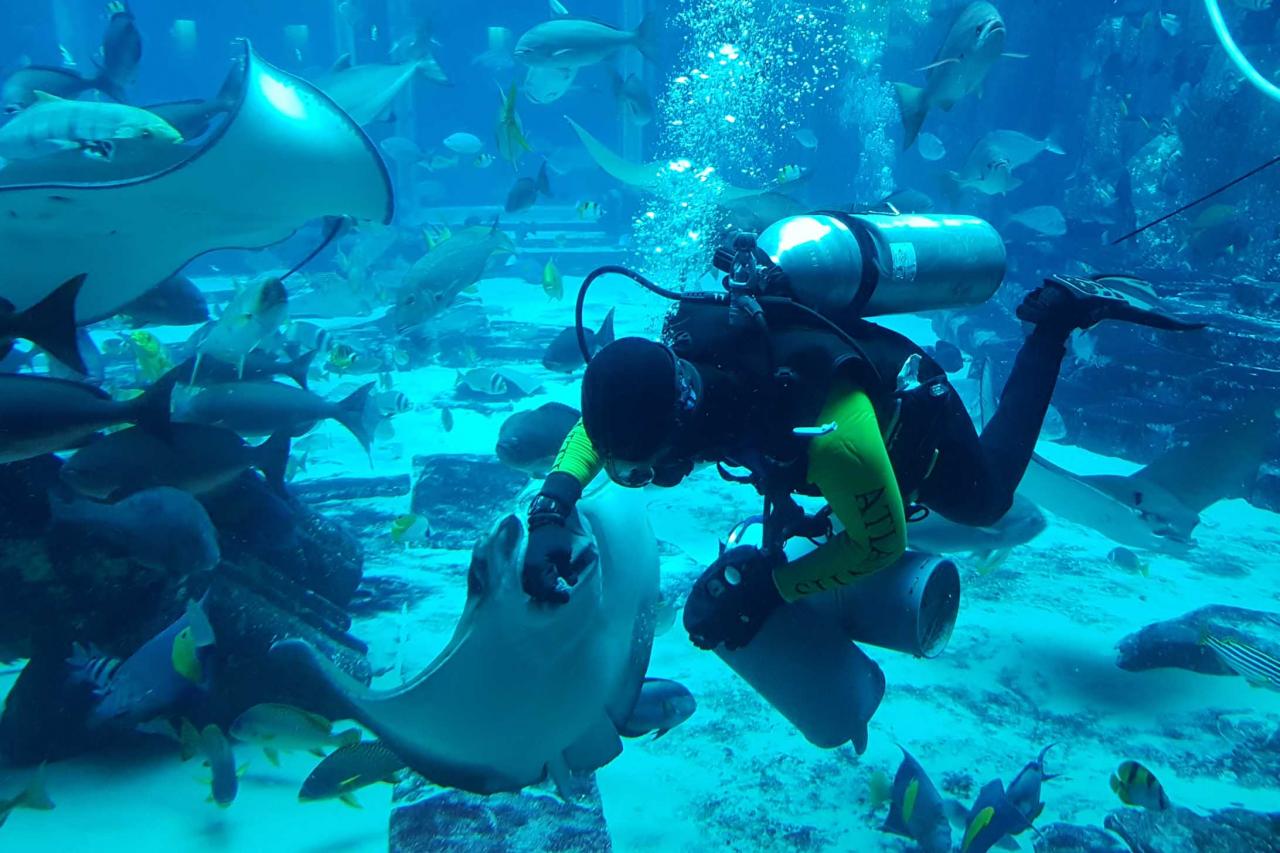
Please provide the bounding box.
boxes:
[0,41,392,322]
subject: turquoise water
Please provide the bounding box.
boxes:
[1,1,1279,851]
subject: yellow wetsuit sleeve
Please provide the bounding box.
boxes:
[548,419,604,488]
[773,384,908,602]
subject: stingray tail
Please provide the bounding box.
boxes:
[7,273,87,374]
[893,82,927,150]
[333,381,377,454]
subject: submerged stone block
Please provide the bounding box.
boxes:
[390,775,611,853]
[411,454,530,550]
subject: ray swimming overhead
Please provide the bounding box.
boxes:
[0,40,393,323]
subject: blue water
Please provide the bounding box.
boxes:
[2,1,1279,850]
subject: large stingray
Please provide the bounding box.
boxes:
[272,486,660,795]
[0,41,392,322]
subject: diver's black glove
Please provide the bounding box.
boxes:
[521,473,585,604]
[684,545,785,651]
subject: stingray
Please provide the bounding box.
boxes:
[565,115,761,203]
[977,361,1277,553]
[272,485,661,795]
[0,41,392,323]
[312,54,448,127]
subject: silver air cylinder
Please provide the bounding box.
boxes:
[755,212,1007,317]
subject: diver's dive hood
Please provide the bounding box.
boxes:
[573,210,1007,367]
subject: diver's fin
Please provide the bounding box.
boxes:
[6,273,87,374]
[1018,274,1207,332]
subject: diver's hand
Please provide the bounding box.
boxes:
[521,515,583,604]
[684,545,785,651]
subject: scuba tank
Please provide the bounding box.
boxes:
[573,211,1006,366]
[752,212,1007,319]
[716,515,960,751]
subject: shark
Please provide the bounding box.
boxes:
[272,485,669,796]
[977,360,1277,553]
[565,115,762,203]
[0,41,392,323]
[312,54,449,127]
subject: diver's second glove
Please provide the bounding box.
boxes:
[521,472,585,604]
[684,545,785,651]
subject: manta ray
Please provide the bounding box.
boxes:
[273,486,662,795]
[0,41,392,323]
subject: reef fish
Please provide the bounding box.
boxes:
[49,486,221,575]
[230,703,361,766]
[495,402,581,476]
[894,2,1013,149]
[881,747,952,853]
[298,741,406,807]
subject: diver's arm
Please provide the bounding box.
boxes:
[771,384,908,602]
[537,419,603,507]
[523,420,604,603]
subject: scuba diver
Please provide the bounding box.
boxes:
[518,212,1201,652]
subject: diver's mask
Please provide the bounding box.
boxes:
[603,454,696,488]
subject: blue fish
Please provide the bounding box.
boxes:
[200,724,238,808]
[68,598,216,727]
[882,746,952,853]
[959,779,1023,853]
[1004,743,1058,831]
